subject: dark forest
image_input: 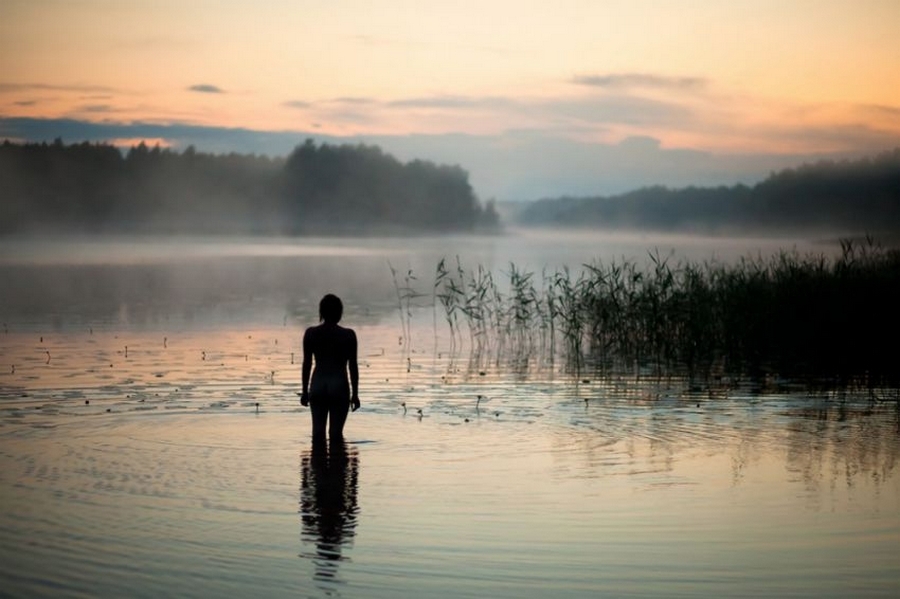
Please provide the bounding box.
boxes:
[0,139,500,235]
[517,149,900,235]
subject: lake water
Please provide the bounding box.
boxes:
[1,231,898,598]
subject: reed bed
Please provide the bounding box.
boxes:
[416,238,900,394]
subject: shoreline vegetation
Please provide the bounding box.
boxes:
[2,138,899,237]
[399,238,900,398]
[0,138,500,235]
[516,148,900,236]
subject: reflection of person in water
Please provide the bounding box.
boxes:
[299,439,360,584]
[301,294,360,441]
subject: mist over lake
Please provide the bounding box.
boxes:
[0,230,841,327]
[1,231,897,598]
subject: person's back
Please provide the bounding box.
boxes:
[306,322,355,395]
[301,294,360,441]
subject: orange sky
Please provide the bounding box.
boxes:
[2,0,899,154]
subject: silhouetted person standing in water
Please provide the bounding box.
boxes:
[301,294,360,441]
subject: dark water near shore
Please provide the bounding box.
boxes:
[1,232,898,598]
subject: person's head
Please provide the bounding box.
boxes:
[319,293,343,324]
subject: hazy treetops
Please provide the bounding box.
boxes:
[0,138,499,235]
[517,149,900,236]
[3,139,898,237]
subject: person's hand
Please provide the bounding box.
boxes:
[351,395,360,412]
[300,391,309,407]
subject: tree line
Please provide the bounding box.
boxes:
[517,148,900,235]
[0,138,499,235]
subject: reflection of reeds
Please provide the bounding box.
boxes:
[420,238,900,393]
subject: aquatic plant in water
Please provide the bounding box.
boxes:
[411,238,900,395]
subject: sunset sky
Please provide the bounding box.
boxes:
[2,0,899,199]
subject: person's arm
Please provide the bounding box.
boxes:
[349,329,360,410]
[301,328,312,406]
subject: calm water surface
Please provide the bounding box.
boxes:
[1,233,897,598]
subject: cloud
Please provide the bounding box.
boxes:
[330,97,377,105]
[284,97,375,111]
[545,95,694,127]
[388,95,518,110]
[764,122,900,153]
[187,84,225,94]
[0,82,118,94]
[280,91,698,135]
[382,92,694,131]
[13,100,37,106]
[573,73,707,91]
[77,104,115,113]
[319,109,378,126]
[859,103,900,120]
